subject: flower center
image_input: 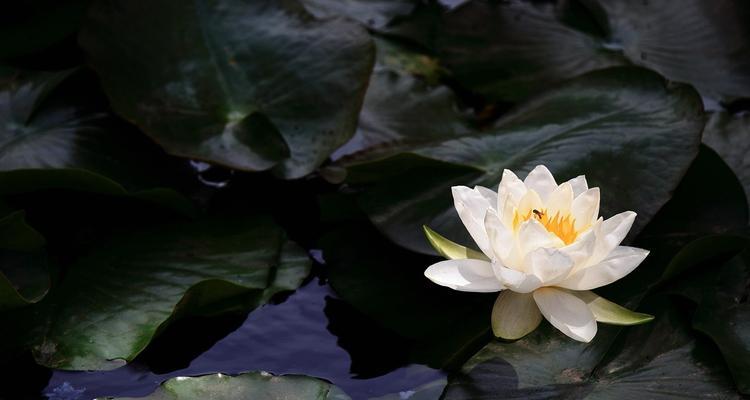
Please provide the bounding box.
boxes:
[513,209,578,245]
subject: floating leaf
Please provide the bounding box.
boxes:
[300,0,417,29]
[0,211,48,311]
[354,68,704,254]
[9,216,309,370]
[79,0,374,178]
[703,111,750,210]
[104,371,350,400]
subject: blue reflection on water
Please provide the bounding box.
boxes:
[44,278,444,399]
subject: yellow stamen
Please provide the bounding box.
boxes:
[513,208,578,245]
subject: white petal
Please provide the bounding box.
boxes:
[571,188,600,231]
[545,182,574,217]
[559,226,598,272]
[474,185,498,211]
[491,291,542,339]
[485,210,513,260]
[533,287,598,342]
[524,248,574,285]
[499,193,517,229]
[523,165,558,201]
[516,189,544,217]
[497,169,527,205]
[452,186,493,256]
[565,175,589,197]
[518,219,563,256]
[556,246,649,290]
[589,211,637,265]
[494,264,543,293]
[424,259,503,292]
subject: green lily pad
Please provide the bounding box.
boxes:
[0,68,194,214]
[0,210,49,311]
[693,250,750,394]
[79,0,375,179]
[371,378,447,400]
[353,67,704,254]
[435,0,750,102]
[300,0,417,29]
[442,297,740,399]
[102,371,350,400]
[9,216,309,370]
[703,111,750,210]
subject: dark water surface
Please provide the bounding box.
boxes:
[40,275,444,400]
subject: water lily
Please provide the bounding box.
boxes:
[424,165,653,342]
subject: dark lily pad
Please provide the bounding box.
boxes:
[79,0,375,178]
[300,0,417,29]
[703,112,750,210]
[104,371,350,400]
[0,68,194,214]
[353,67,704,254]
[0,210,48,311]
[8,216,309,370]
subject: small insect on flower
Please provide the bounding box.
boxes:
[423,165,653,342]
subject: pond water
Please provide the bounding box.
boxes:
[39,270,444,400]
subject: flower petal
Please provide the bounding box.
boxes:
[494,263,543,293]
[485,210,513,260]
[545,182,574,217]
[569,290,654,325]
[518,219,563,256]
[474,185,498,211]
[424,259,502,292]
[559,227,598,272]
[525,247,574,285]
[533,287,597,342]
[565,175,588,197]
[516,189,544,217]
[556,246,649,290]
[589,211,637,265]
[571,188,600,231]
[523,165,558,201]
[491,291,542,340]
[497,169,527,206]
[452,186,493,256]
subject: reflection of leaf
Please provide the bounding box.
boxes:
[703,112,750,210]
[354,68,703,254]
[105,372,350,400]
[9,216,310,370]
[443,297,740,399]
[693,250,750,394]
[300,0,416,29]
[0,211,48,311]
[0,68,194,214]
[79,0,374,179]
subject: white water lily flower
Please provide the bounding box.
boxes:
[424,165,653,342]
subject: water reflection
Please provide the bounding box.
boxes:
[44,277,444,399]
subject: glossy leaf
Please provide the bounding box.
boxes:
[79,0,375,179]
[0,68,194,214]
[423,225,487,261]
[703,111,750,210]
[354,67,704,254]
[105,372,350,400]
[0,211,49,311]
[14,216,310,370]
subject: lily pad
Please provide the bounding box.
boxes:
[104,371,350,400]
[442,297,740,399]
[79,0,375,179]
[435,0,750,102]
[300,0,417,29]
[693,250,750,394]
[0,210,49,311]
[10,216,310,370]
[703,111,750,210]
[353,67,704,254]
[0,68,194,214]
